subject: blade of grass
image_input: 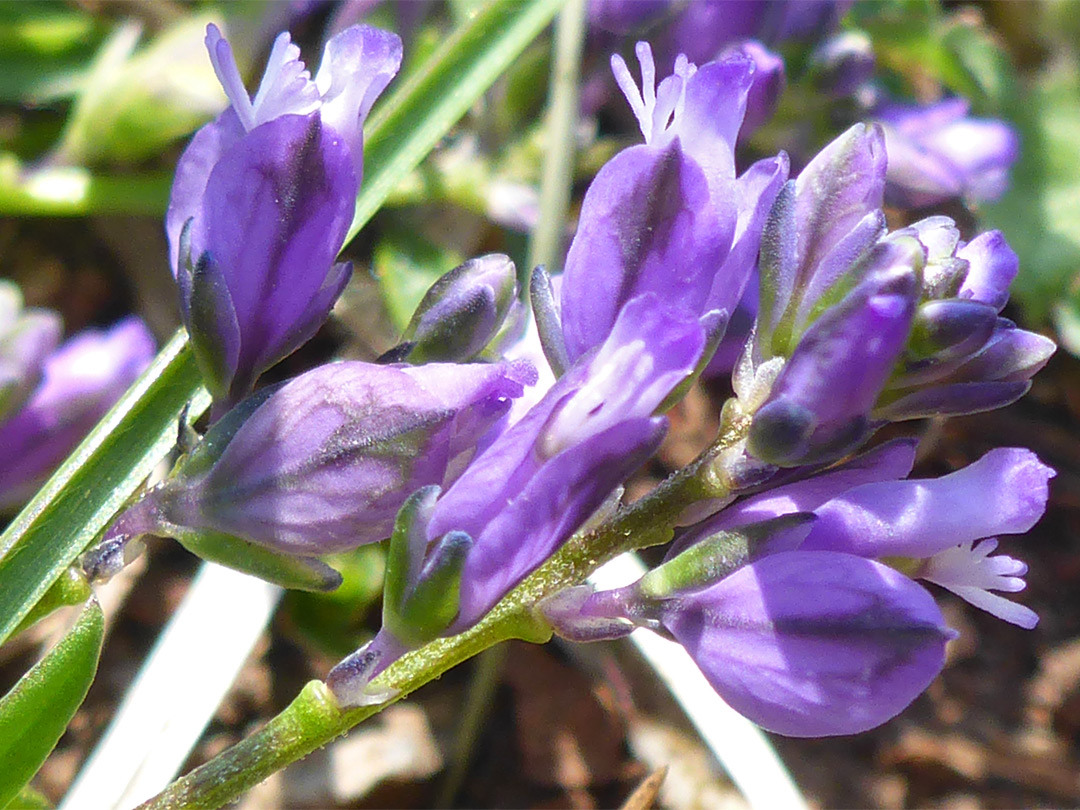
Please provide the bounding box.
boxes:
[0,332,207,648]
[345,0,565,244]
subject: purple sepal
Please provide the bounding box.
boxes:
[793,124,887,294]
[560,142,732,362]
[802,448,1054,559]
[540,585,636,643]
[146,359,532,554]
[875,98,1020,209]
[809,31,875,98]
[187,113,357,404]
[657,550,953,737]
[748,269,916,466]
[873,380,1031,422]
[0,318,155,511]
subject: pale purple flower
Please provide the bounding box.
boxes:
[0,318,155,511]
[166,23,402,411]
[0,280,62,424]
[874,98,1020,209]
[108,359,534,555]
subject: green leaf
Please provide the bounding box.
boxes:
[0,332,210,648]
[346,0,564,243]
[0,599,104,809]
[0,0,563,650]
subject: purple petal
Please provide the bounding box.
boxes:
[661,551,952,736]
[674,438,917,554]
[560,142,732,362]
[802,448,1054,558]
[452,416,666,630]
[706,153,790,317]
[314,25,403,178]
[674,55,755,178]
[721,40,785,137]
[957,230,1018,312]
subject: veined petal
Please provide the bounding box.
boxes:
[660,551,952,737]
[802,447,1054,558]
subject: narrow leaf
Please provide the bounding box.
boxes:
[346,0,564,243]
[0,332,209,648]
[0,599,104,809]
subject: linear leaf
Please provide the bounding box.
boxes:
[0,599,104,809]
[346,0,564,243]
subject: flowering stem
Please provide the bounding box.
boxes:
[138,408,749,810]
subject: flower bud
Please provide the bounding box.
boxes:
[106,359,534,557]
[395,254,518,364]
[167,24,402,411]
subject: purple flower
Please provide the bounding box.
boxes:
[742,125,1053,466]
[678,442,1052,629]
[0,280,62,424]
[560,42,788,364]
[328,296,711,705]
[112,359,534,556]
[166,23,402,411]
[0,318,156,511]
[874,98,1020,209]
[545,546,953,737]
[438,295,706,631]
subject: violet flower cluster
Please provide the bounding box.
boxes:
[100,24,1054,740]
[0,282,155,511]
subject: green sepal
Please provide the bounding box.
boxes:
[383,486,440,623]
[638,514,816,600]
[387,530,471,647]
[0,599,104,810]
[174,530,342,593]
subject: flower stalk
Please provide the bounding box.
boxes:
[138,403,749,810]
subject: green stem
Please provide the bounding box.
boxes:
[527,0,587,272]
[138,411,750,810]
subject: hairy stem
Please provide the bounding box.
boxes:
[139,409,750,810]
